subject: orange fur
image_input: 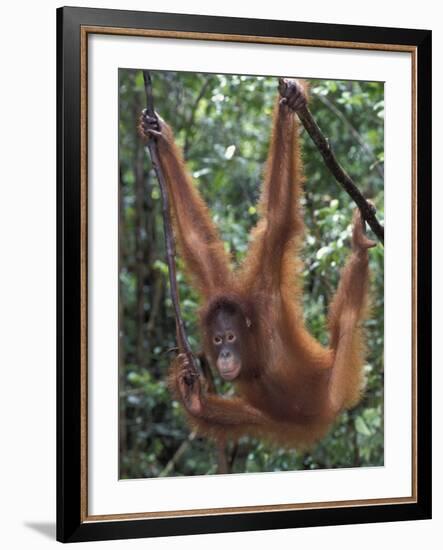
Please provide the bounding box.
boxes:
[143,79,373,449]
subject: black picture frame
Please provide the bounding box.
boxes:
[57,6,432,543]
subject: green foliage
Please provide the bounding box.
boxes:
[118,70,384,478]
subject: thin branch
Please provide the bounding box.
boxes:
[296,102,384,244]
[216,443,229,474]
[159,431,197,477]
[146,274,164,335]
[183,78,212,159]
[316,94,384,180]
[142,71,199,375]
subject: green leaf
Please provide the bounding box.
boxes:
[355,416,371,436]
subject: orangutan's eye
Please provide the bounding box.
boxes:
[213,335,222,345]
[227,332,236,343]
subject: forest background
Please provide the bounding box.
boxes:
[118,71,384,479]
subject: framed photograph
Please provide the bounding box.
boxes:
[57,6,432,543]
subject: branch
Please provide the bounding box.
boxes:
[142,71,199,375]
[295,97,384,244]
[159,431,197,477]
[183,78,212,159]
[316,94,384,180]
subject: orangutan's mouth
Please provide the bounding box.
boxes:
[217,359,241,381]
